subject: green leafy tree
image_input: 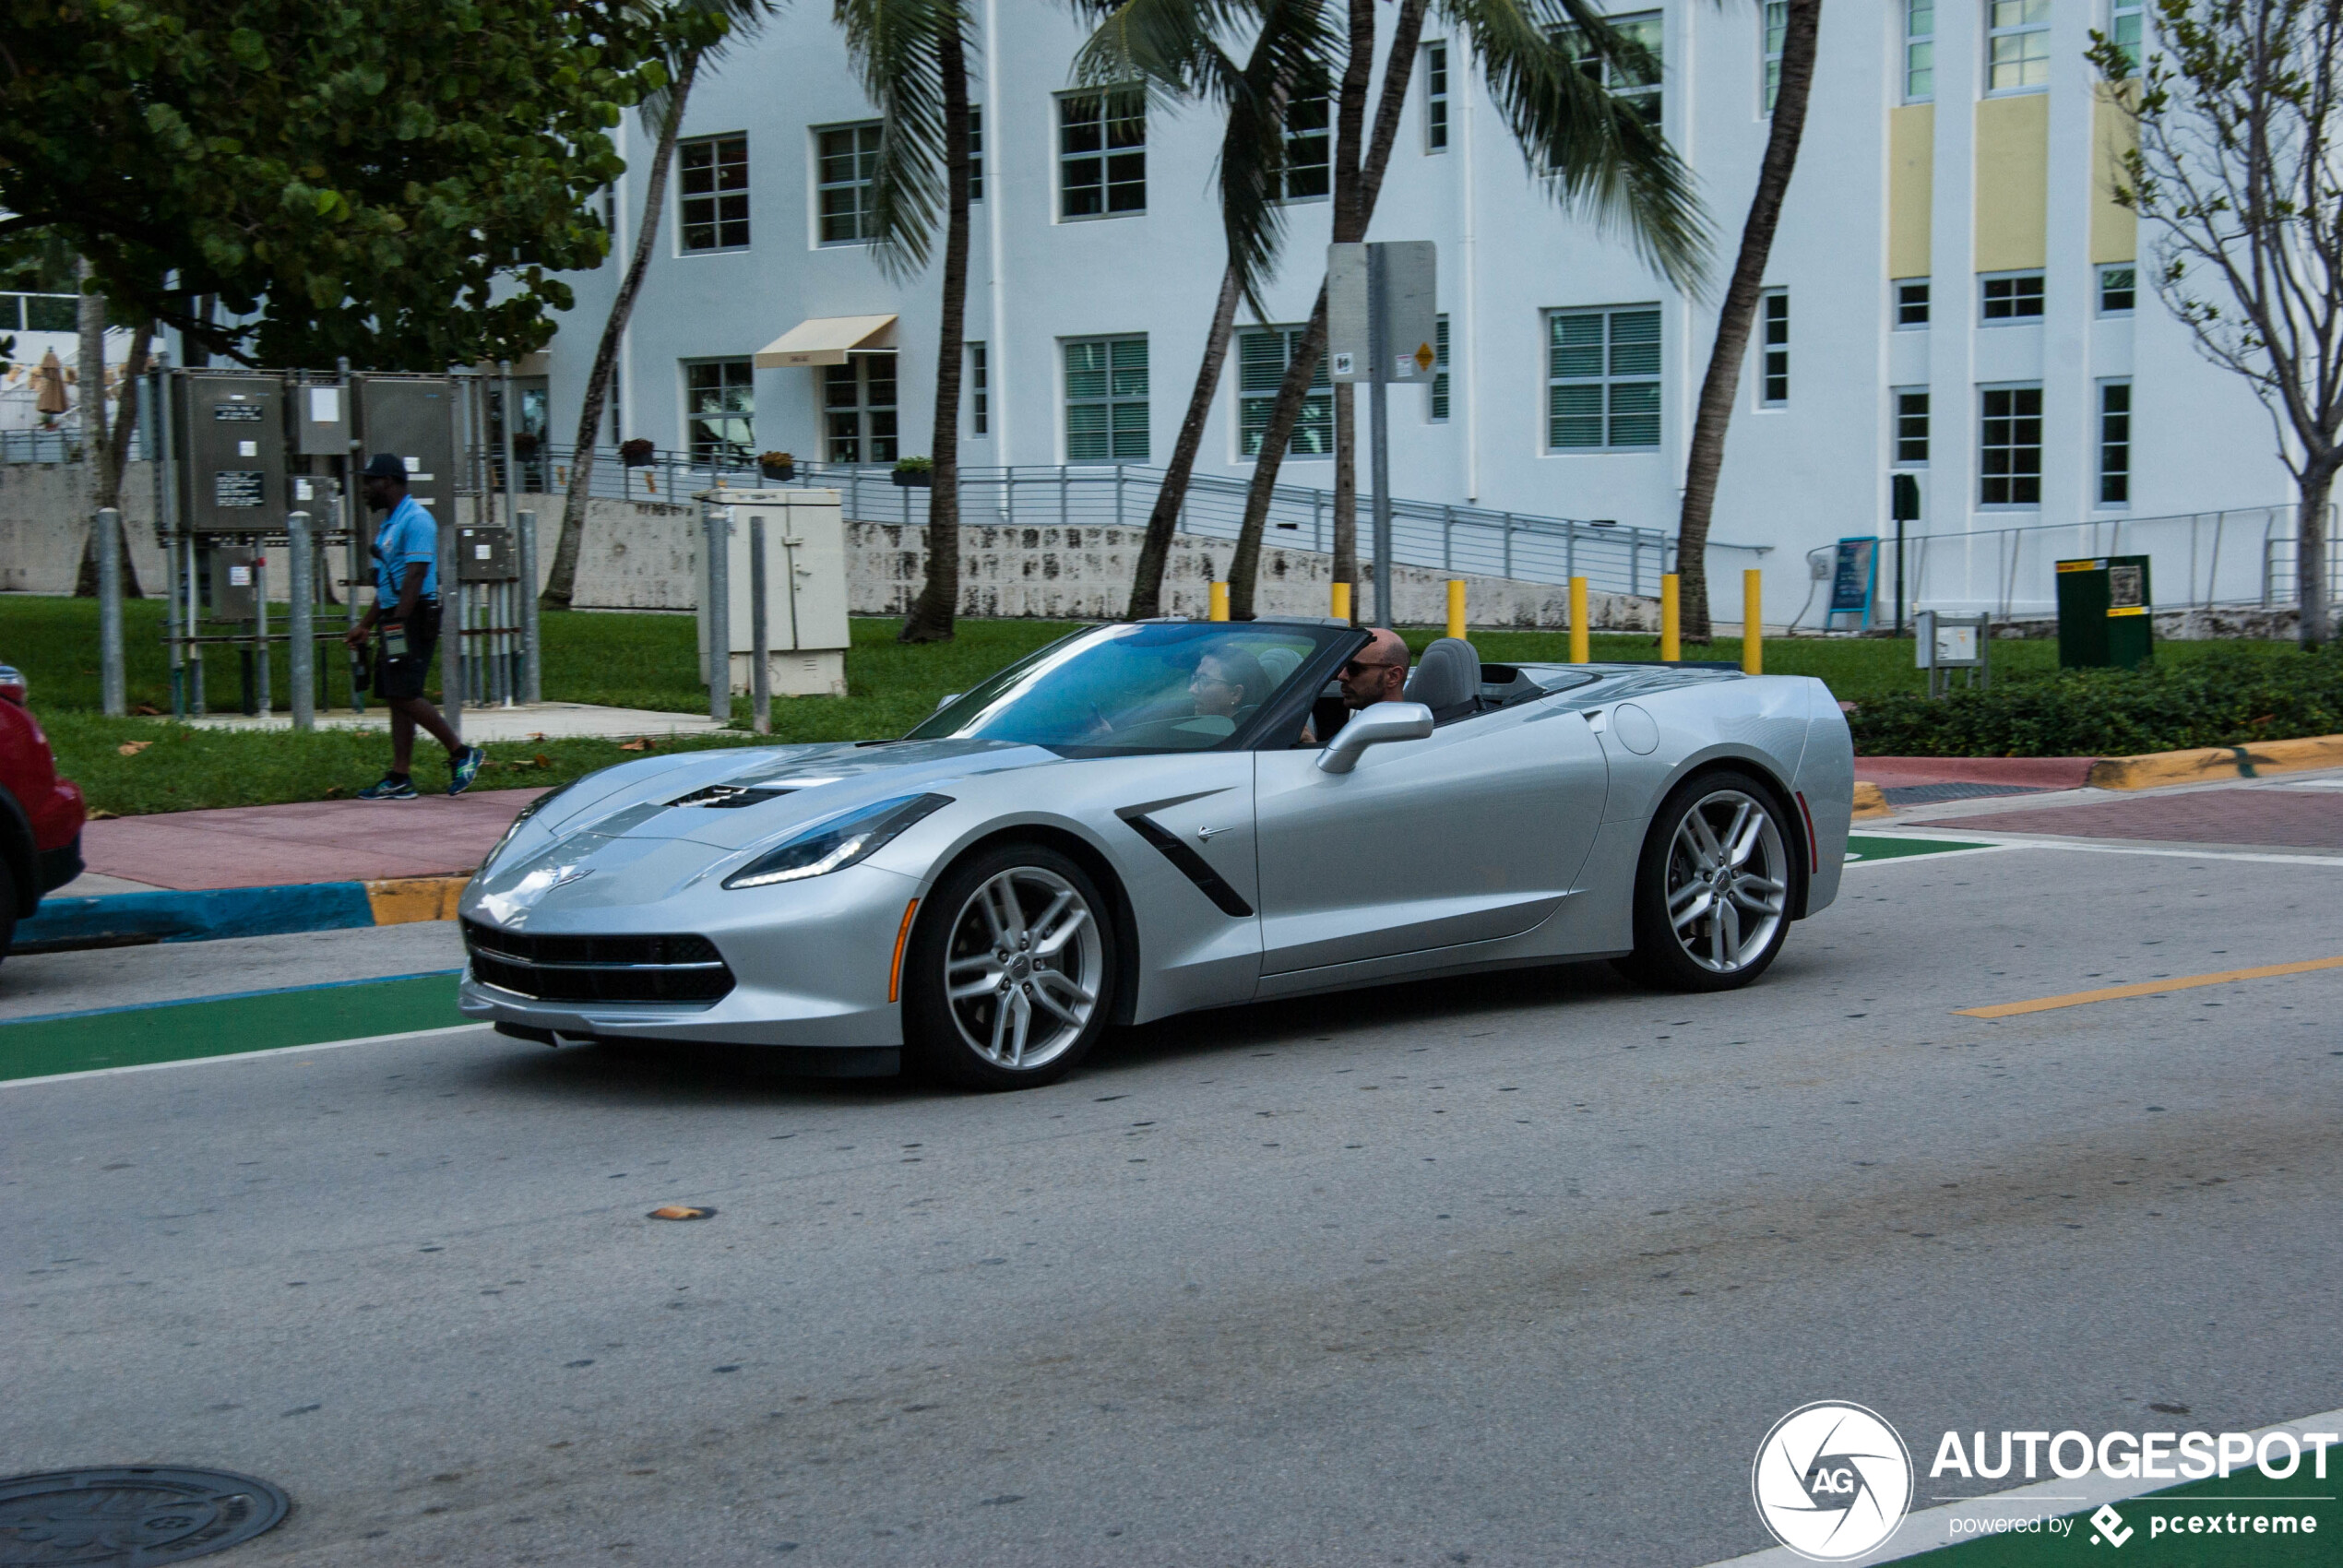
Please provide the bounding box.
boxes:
[0,0,688,368]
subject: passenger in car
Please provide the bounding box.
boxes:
[1189,647,1272,721]
[1300,627,1410,744]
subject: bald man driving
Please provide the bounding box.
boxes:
[1302,626,1409,743]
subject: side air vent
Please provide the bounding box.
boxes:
[668,784,796,809]
[1115,809,1254,918]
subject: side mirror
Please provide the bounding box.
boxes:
[1316,701,1434,774]
[933,692,962,714]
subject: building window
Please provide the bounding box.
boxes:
[1759,289,1789,405]
[2099,264,2135,314]
[968,342,988,436]
[2099,380,2131,504]
[1562,11,1664,125]
[824,355,898,464]
[1987,0,2051,92]
[1762,2,1787,113]
[816,123,882,244]
[1980,385,2043,505]
[678,135,750,253]
[1893,388,1930,466]
[969,105,983,202]
[1064,336,1149,460]
[684,360,754,464]
[1424,42,1450,151]
[1430,315,1452,422]
[1547,305,1662,451]
[1896,278,1932,327]
[1236,327,1332,457]
[1277,74,1332,201]
[1060,90,1147,218]
[1905,0,1935,101]
[1981,270,2046,321]
[2109,0,2145,71]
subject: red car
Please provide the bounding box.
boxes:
[0,662,87,963]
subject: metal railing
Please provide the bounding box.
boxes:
[1901,505,2339,619]
[0,427,156,465]
[532,444,1766,600]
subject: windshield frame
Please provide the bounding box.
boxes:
[903,620,1365,757]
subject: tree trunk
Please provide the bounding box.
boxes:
[899,23,976,644]
[541,49,702,612]
[1126,265,1243,620]
[2299,458,2334,647]
[70,261,116,600]
[1330,381,1357,611]
[1673,0,1821,643]
[77,317,154,600]
[1227,0,1429,620]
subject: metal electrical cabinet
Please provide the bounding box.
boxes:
[697,489,851,697]
[457,526,516,581]
[172,374,285,532]
[2055,554,2155,669]
[350,376,458,522]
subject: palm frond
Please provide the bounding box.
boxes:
[834,0,967,276]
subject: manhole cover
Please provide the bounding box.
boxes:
[0,1467,289,1566]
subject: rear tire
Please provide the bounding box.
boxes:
[1613,770,1796,992]
[903,842,1117,1090]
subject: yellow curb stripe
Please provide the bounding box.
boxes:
[364,876,470,925]
[1955,954,2343,1018]
[2087,732,2343,790]
[1851,781,1893,818]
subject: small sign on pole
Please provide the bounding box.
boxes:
[1326,242,1438,385]
[1826,536,1879,632]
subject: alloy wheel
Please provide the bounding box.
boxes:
[942,866,1104,1071]
[1663,789,1790,974]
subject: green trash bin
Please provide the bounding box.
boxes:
[2055,554,2154,670]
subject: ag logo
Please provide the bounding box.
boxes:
[1752,1401,1914,1562]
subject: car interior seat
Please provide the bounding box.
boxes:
[1404,637,1482,724]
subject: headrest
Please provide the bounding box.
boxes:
[1404,636,1481,723]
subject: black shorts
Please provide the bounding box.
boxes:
[375,602,440,702]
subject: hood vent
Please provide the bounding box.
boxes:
[668,784,797,809]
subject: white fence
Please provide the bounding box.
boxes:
[1901,505,2338,619]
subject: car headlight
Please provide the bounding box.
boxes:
[482,780,580,872]
[723,794,951,890]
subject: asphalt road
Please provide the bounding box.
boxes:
[5,830,2341,1566]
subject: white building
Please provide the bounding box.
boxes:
[535,0,2299,624]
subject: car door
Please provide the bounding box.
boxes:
[1250,699,1608,977]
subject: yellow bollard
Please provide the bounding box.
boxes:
[1209,581,1230,622]
[1742,568,1764,674]
[1445,579,1467,640]
[1331,580,1352,622]
[1660,574,1681,662]
[1568,576,1589,663]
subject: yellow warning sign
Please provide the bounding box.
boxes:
[1414,342,1437,373]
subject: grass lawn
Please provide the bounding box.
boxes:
[0,592,2306,815]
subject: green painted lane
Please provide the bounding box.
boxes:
[0,971,469,1084]
[1902,1464,2338,1563]
[1847,834,1995,862]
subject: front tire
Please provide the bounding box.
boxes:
[1614,770,1796,992]
[903,842,1117,1090]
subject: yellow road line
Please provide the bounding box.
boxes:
[1956,955,2343,1018]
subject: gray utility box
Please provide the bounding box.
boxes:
[289,377,352,457]
[457,526,516,581]
[172,374,285,533]
[351,375,457,525]
[208,545,263,620]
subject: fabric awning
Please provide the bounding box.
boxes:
[755,315,898,368]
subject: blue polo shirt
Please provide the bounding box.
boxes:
[373,493,438,604]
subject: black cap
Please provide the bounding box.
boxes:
[362,453,409,481]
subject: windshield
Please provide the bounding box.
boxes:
[906,622,1348,754]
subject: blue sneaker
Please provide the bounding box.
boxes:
[359,774,419,802]
[447,746,486,797]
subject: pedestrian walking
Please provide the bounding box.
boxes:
[344,453,483,800]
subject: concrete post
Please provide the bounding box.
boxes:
[287,511,315,731]
[749,512,771,736]
[96,507,125,716]
[706,505,731,724]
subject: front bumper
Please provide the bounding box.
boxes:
[456,861,920,1053]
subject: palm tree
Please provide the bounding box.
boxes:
[541,0,774,612]
[1209,0,1712,620]
[834,0,981,644]
[1074,0,1336,619]
[1675,0,1821,642]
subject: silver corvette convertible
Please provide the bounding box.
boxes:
[458,619,1853,1088]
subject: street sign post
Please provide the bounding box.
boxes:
[1328,242,1436,624]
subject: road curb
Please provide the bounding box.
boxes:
[17,875,471,954]
[2086,731,2343,790]
[1852,781,1893,818]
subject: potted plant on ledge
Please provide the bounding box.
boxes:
[759,450,796,482]
[892,455,933,488]
[618,437,656,469]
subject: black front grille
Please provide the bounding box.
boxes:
[463,920,734,1004]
